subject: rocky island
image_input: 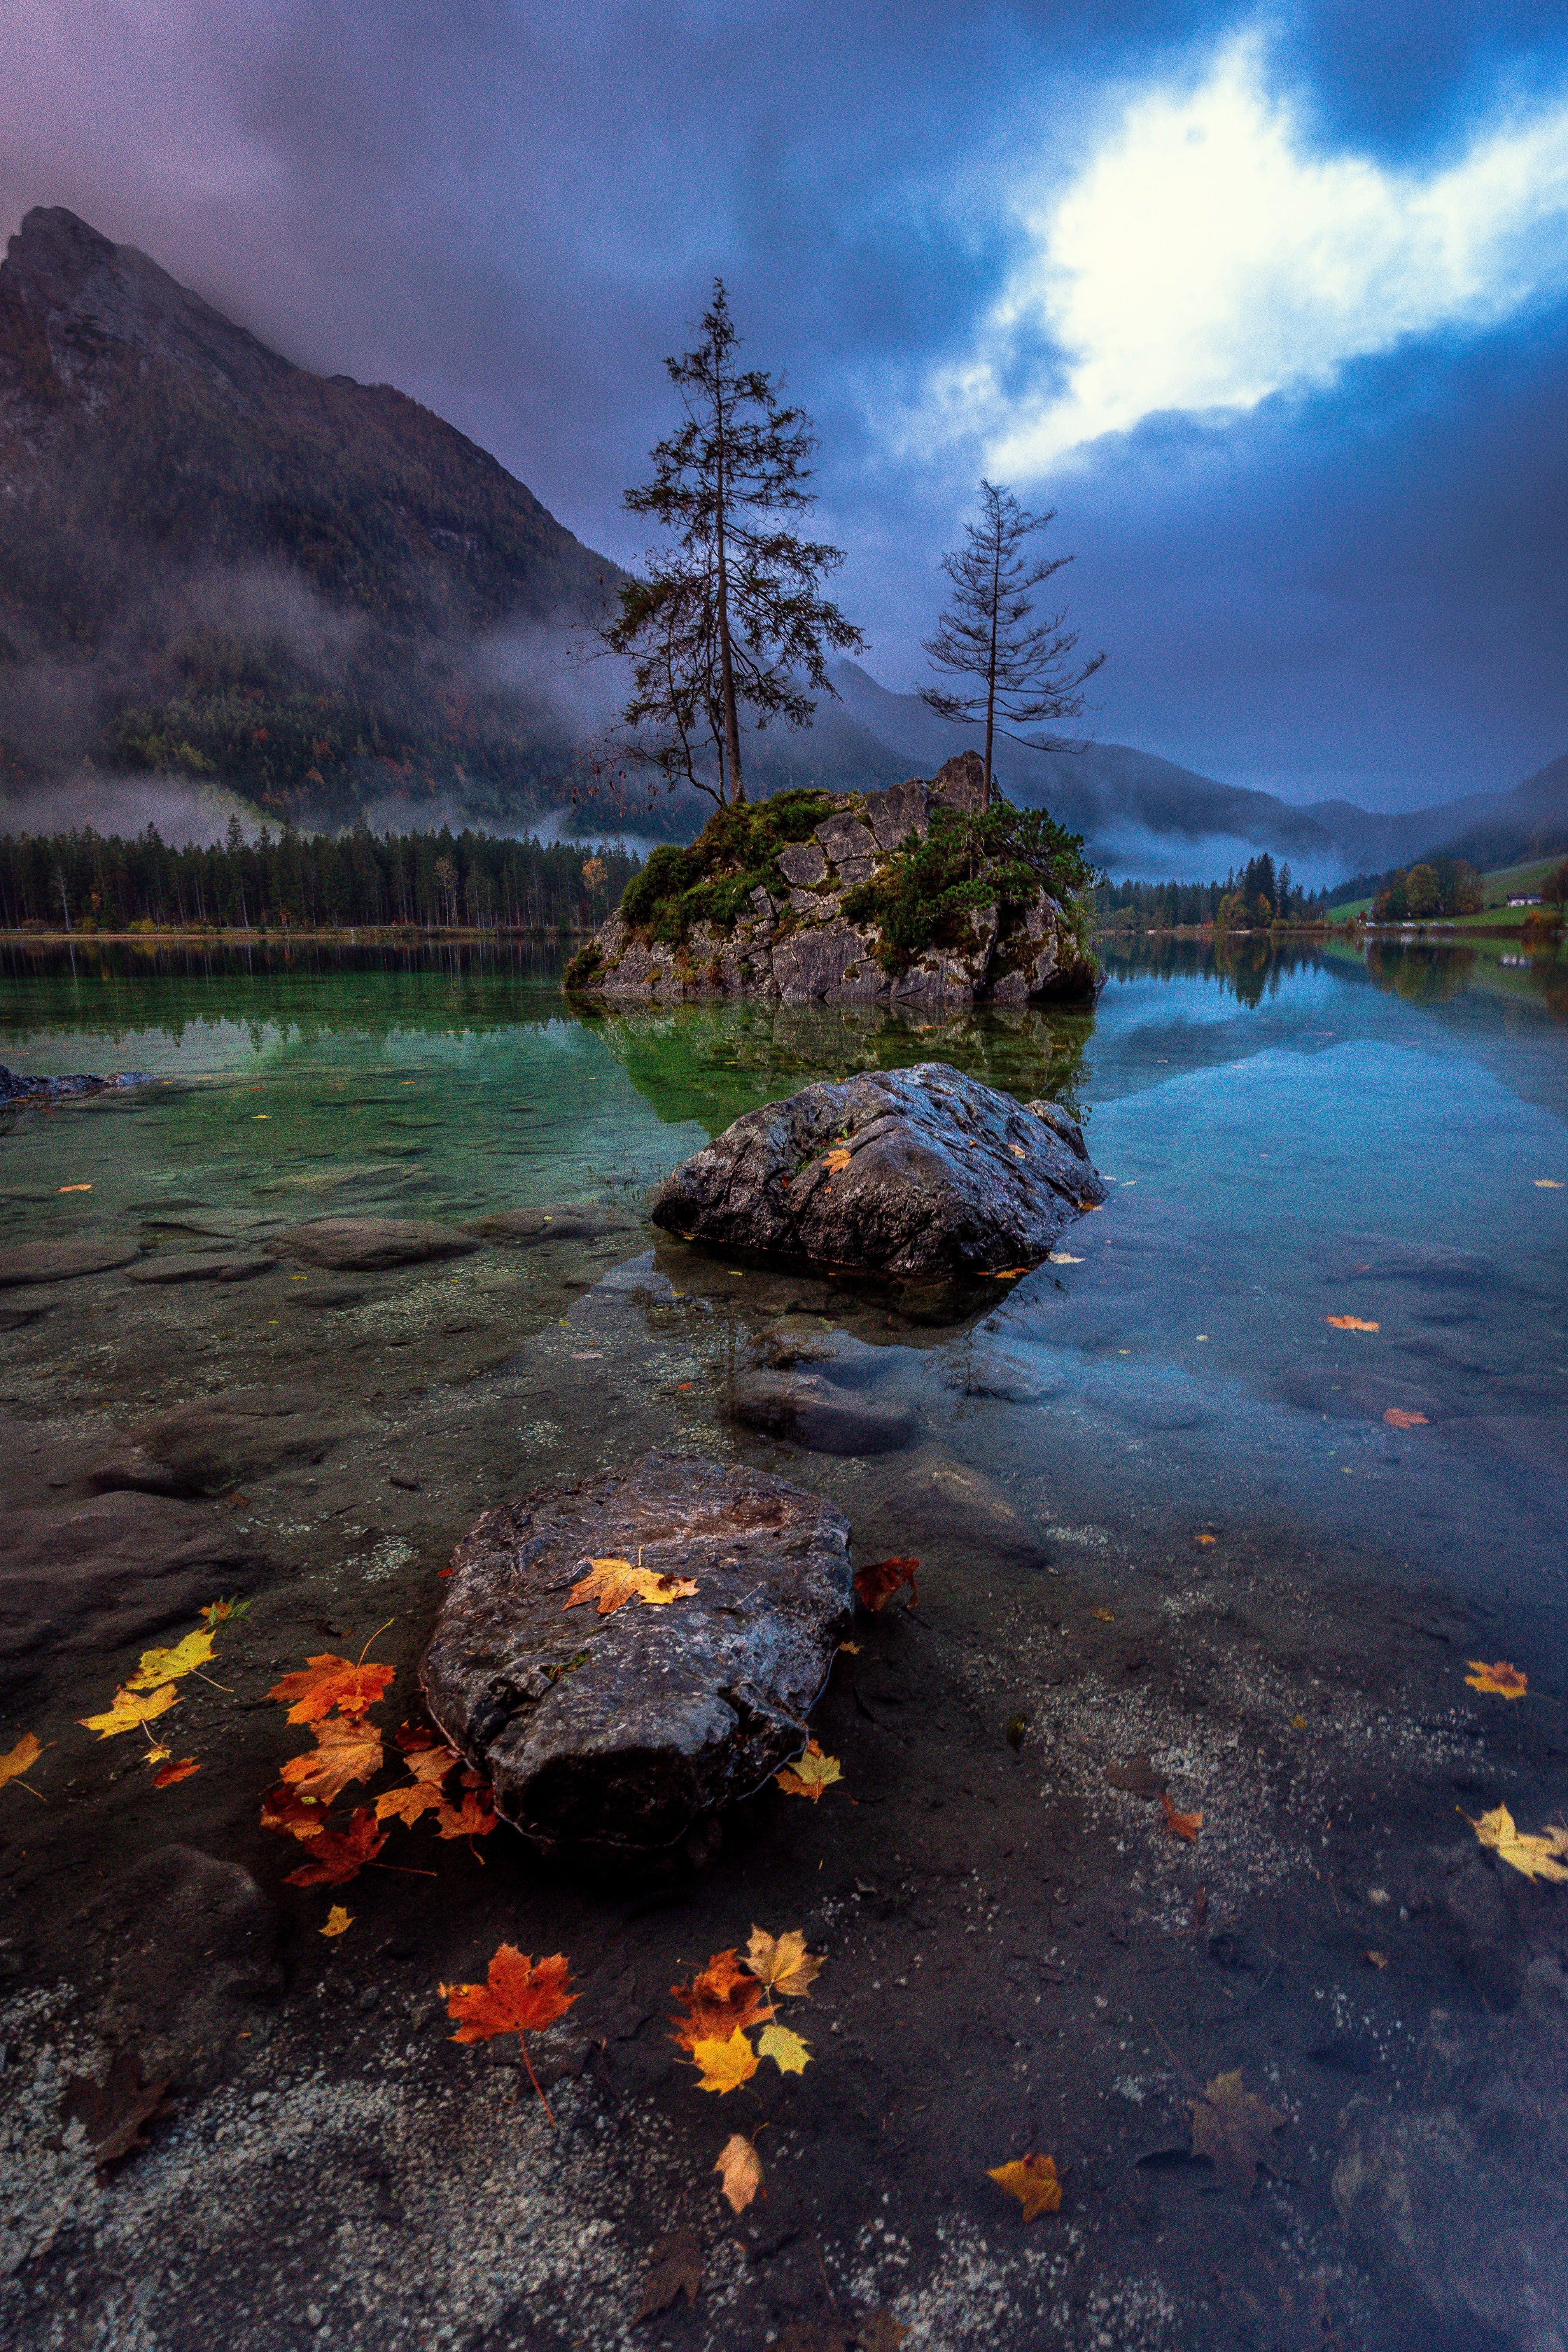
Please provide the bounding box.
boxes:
[565,752,1104,1006]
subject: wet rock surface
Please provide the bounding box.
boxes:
[266,1215,481,1270]
[87,1384,374,1497]
[728,1368,918,1454]
[420,1451,853,1853]
[126,1250,275,1285]
[0,1237,142,1286]
[466,1203,636,1245]
[0,1064,152,1101]
[81,1846,282,2089]
[651,1060,1106,1278]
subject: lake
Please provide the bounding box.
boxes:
[2,930,1565,2351]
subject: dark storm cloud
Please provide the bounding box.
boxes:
[2,0,1566,805]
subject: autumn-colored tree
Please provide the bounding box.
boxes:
[920,481,1104,812]
[602,280,864,807]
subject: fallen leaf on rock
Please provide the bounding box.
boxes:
[320,1906,352,1937]
[0,1731,44,1795]
[1465,1659,1527,1699]
[1325,1315,1379,1332]
[1106,1754,1165,1798]
[671,1951,766,2050]
[268,1652,395,1723]
[853,1555,919,1612]
[152,1757,199,1788]
[758,2023,811,2074]
[260,1782,326,1840]
[1188,2070,1286,2193]
[744,1926,823,2000]
[124,1629,215,1690]
[1160,1790,1202,1841]
[714,2132,764,2212]
[80,1683,178,1740]
[1382,1408,1429,1429]
[284,1807,386,1888]
[281,1715,385,1805]
[987,2152,1062,2221]
[692,2027,760,2093]
[822,1146,853,1175]
[1364,1949,1388,1969]
[775,1740,842,1801]
[1090,1606,1115,1622]
[1464,1802,1568,1883]
[636,2227,702,2320]
[198,1597,251,1627]
[985,1265,1032,1279]
[565,1557,700,1615]
[443,1944,577,2118]
[60,2051,171,2175]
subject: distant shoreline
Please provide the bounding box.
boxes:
[0,925,593,945]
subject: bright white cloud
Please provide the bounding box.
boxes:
[946,37,1568,476]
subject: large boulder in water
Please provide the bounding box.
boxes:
[419,1452,851,1856]
[650,1061,1105,1279]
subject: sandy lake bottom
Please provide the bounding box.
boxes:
[1,933,1566,2352]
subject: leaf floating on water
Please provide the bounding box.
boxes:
[1189,2070,1286,2193]
[987,2152,1062,2221]
[564,1557,699,1616]
[636,2228,702,2320]
[775,1739,842,1801]
[1160,1790,1202,1841]
[714,2132,765,2213]
[320,1905,353,1937]
[81,1683,178,1740]
[1383,1408,1430,1428]
[152,1757,199,1788]
[268,1652,394,1724]
[1325,1315,1380,1332]
[691,2027,760,2094]
[854,1555,919,1612]
[1463,1802,1568,1883]
[1465,1659,1528,1699]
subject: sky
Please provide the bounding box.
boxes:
[2,0,1566,812]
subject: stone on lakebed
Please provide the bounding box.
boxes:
[420,1452,852,1856]
[264,1216,480,1271]
[651,1060,1105,1279]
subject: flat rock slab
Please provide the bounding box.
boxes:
[87,1384,375,1497]
[0,1237,142,1288]
[265,1216,480,1270]
[0,1064,152,1101]
[729,1369,918,1455]
[651,1061,1106,1279]
[466,1205,636,1245]
[126,1251,275,1285]
[420,1451,852,1855]
[0,1491,267,1700]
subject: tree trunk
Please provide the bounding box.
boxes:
[982,528,1001,815]
[714,397,745,802]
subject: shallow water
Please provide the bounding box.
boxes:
[4,931,1568,2350]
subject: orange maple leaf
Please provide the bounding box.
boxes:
[259,1782,326,1841]
[822,1146,852,1175]
[283,1807,386,1887]
[1465,1659,1528,1700]
[442,1945,576,2119]
[1160,1790,1202,1841]
[396,1724,460,1780]
[434,1788,498,1841]
[1382,1407,1429,1429]
[375,1779,449,1827]
[775,1739,842,1800]
[1325,1315,1379,1333]
[152,1758,199,1788]
[670,1950,768,2051]
[564,1558,700,1615]
[280,1715,385,1806]
[267,1652,395,1724]
[989,2153,1062,2221]
[854,1556,920,1612]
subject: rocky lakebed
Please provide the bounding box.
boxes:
[0,1005,1566,2352]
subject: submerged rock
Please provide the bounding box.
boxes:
[84,1845,282,2088]
[0,1064,152,1102]
[651,1061,1105,1278]
[265,1216,479,1270]
[466,1204,636,1245]
[87,1384,374,1497]
[728,1368,918,1455]
[126,1250,275,1284]
[420,1451,852,1855]
[0,1237,142,1287]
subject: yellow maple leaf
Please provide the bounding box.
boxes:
[744,1926,823,2000]
[564,1558,700,1616]
[1465,1802,1568,1883]
[320,1906,353,1938]
[757,2023,811,2074]
[691,2028,760,2093]
[280,1715,385,1805]
[80,1683,178,1740]
[988,2153,1062,2221]
[124,1628,215,1691]
[714,2133,764,2213]
[822,1146,852,1175]
[775,1739,842,1801]
[1465,1659,1527,1700]
[0,1732,43,1793]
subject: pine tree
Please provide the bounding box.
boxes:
[920,481,1104,812]
[602,281,864,806]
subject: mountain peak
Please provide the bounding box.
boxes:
[2,205,298,404]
